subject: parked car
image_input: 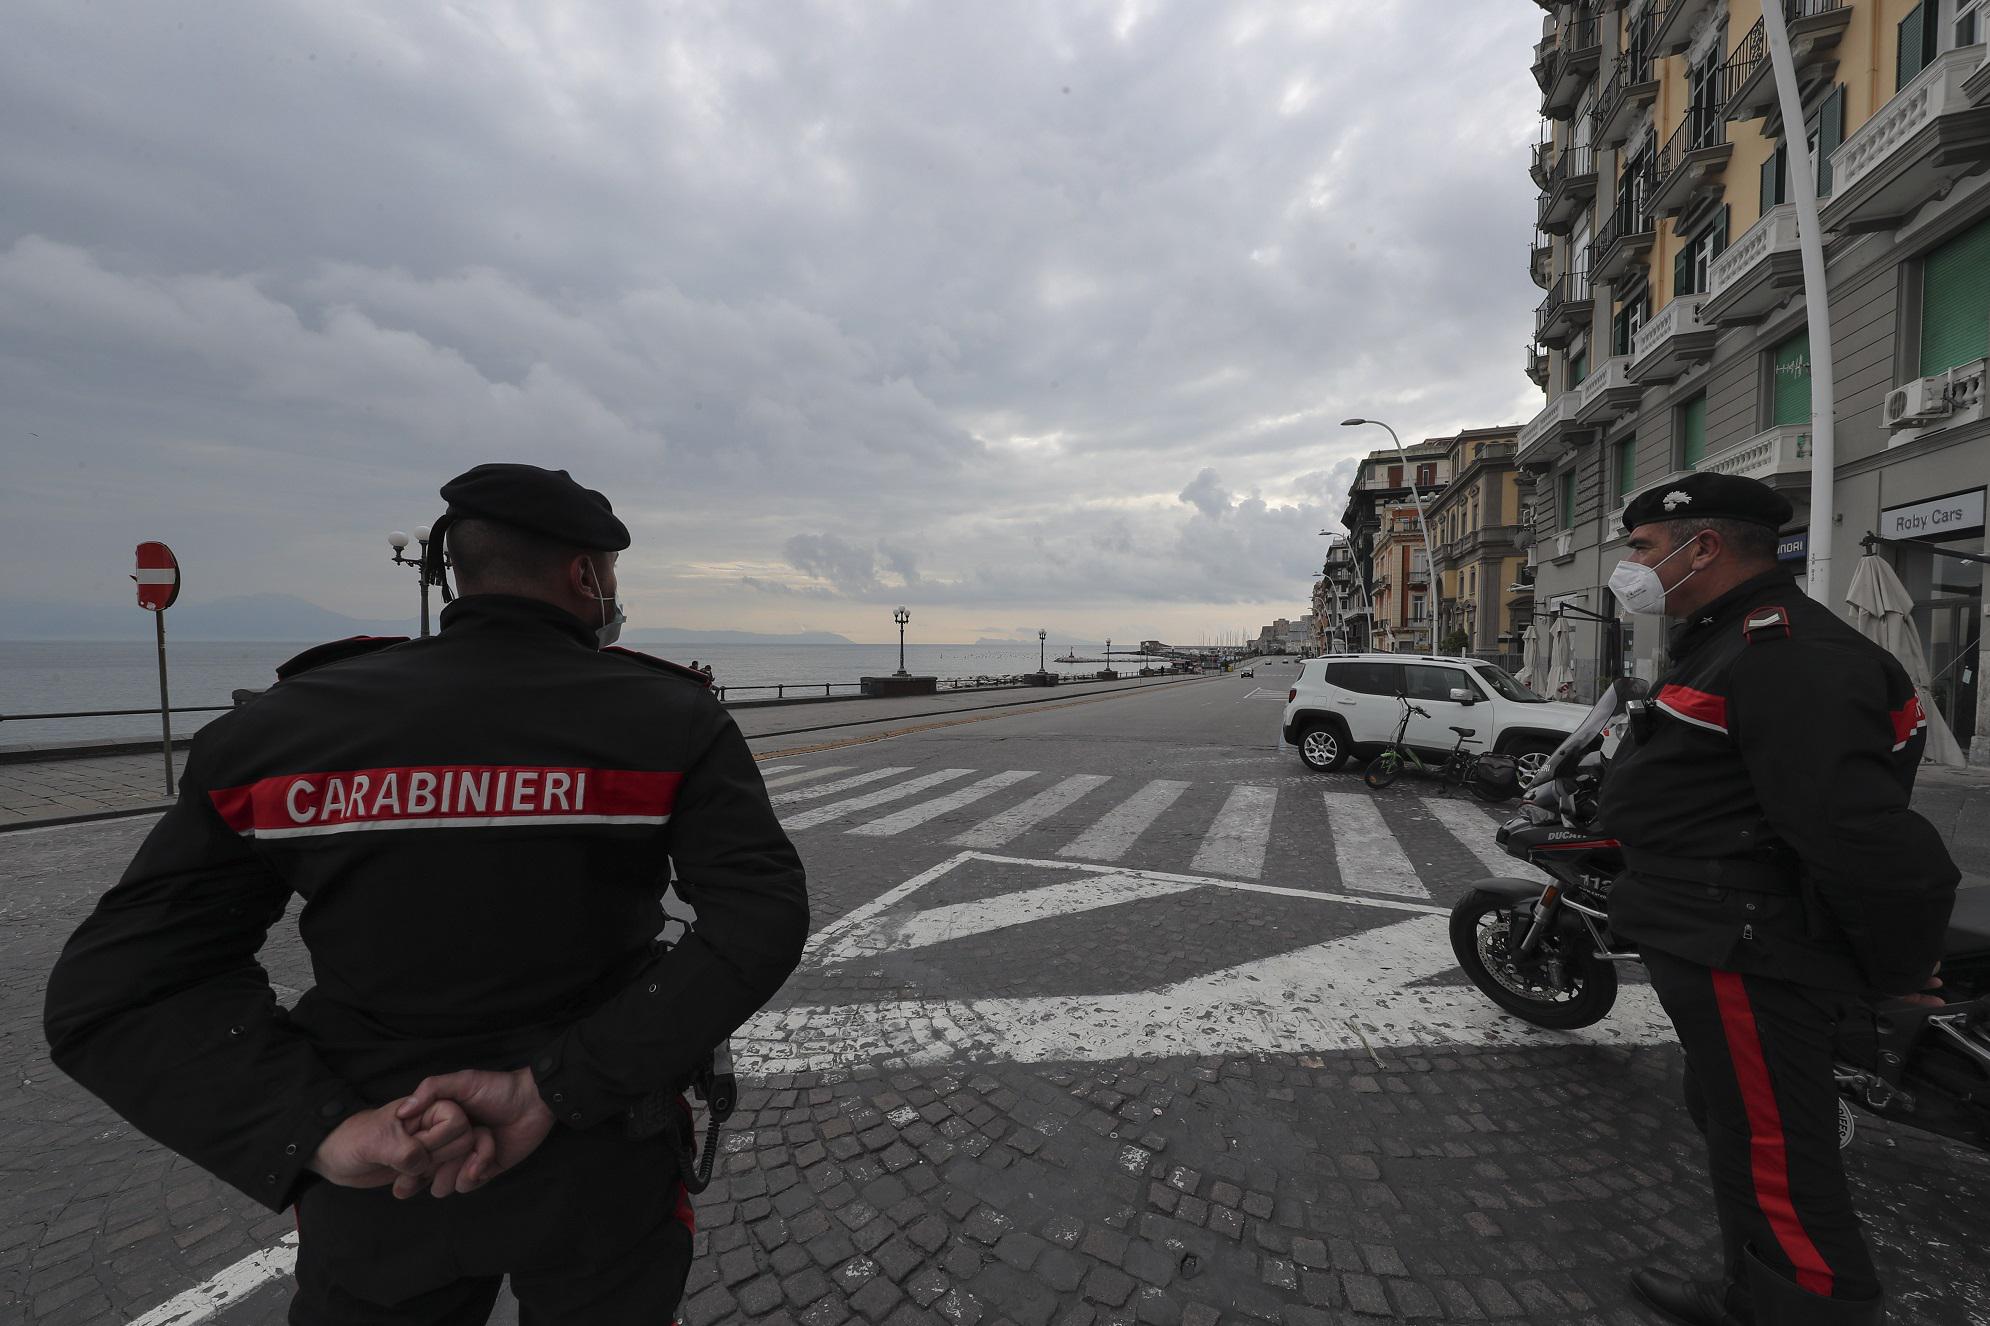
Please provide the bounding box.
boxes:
[1280,653,1590,780]
[1241,667,1255,677]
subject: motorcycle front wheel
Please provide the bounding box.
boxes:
[1448,888,1618,1029]
[1363,751,1402,789]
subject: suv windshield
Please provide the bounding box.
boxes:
[1470,663,1546,703]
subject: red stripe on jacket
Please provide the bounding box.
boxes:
[1711,970,1836,1296]
[1655,684,1729,734]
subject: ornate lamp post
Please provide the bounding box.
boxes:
[388,526,448,638]
[1037,628,1047,673]
[893,606,911,676]
[1104,637,1112,673]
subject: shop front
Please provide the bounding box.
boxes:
[1877,487,1985,758]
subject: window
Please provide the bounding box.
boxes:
[1680,394,1708,468]
[1559,469,1576,529]
[1919,216,1990,376]
[1672,207,1730,298]
[1761,86,1844,206]
[1404,664,1472,702]
[1613,436,1638,503]
[1772,331,1811,426]
[1900,2,1940,90]
[1326,661,1401,696]
[1388,464,1403,487]
[1416,463,1437,487]
[1471,663,1547,703]
[1687,43,1725,147]
[1613,293,1649,358]
[1410,594,1427,623]
[1568,345,1590,387]
[1961,0,1987,47]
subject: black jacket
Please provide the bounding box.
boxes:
[43,595,808,1210]
[1601,568,1957,994]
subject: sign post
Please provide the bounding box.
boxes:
[133,542,182,797]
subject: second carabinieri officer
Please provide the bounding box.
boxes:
[1597,471,1956,1326]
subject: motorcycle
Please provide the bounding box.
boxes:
[1449,678,1990,1151]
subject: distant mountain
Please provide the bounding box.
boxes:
[0,595,854,645]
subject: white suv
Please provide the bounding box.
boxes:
[1281,653,1592,781]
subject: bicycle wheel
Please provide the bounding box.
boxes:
[1363,751,1402,789]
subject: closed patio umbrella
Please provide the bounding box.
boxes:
[1515,623,1543,690]
[1844,554,1966,767]
[1546,614,1577,701]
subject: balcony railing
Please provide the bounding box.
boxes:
[1535,264,1594,349]
[1530,230,1554,289]
[1529,139,1555,190]
[1698,424,1813,482]
[1538,145,1599,234]
[1652,107,1730,216]
[1526,342,1550,388]
[1588,190,1655,282]
[1628,292,1715,382]
[1593,9,1664,147]
[1826,47,1990,233]
[1723,2,1850,123]
[1542,14,1602,119]
[1703,203,1803,324]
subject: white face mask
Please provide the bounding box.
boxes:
[582,558,626,648]
[1608,534,1705,616]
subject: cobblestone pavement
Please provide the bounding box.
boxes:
[0,750,185,827]
[4,674,1987,1325]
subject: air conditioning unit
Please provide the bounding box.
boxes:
[1884,377,1954,431]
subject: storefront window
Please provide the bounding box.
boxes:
[1895,532,1984,754]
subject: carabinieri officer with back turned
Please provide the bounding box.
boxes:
[1596,471,1956,1326]
[45,462,809,1324]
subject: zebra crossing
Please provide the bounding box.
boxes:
[764,760,1541,900]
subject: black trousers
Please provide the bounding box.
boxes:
[290,1130,693,1326]
[1643,948,1880,1301]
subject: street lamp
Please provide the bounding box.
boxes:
[893,606,911,676]
[1104,637,1112,673]
[1037,628,1047,673]
[388,525,448,638]
[1342,418,1442,654]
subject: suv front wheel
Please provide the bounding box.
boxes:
[1507,739,1557,784]
[1297,719,1350,773]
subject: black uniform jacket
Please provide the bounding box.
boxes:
[43,595,809,1210]
[1600,569,1957,995]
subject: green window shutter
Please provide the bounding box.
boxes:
[1920,217,1990,376]
[1560,470,1576,529]
[1615,438,1637,500]
[1713,205,1729,255]
[1570,347,1589,385]
[1674,241,1695,298]
[1761,147,1784,213]
[1816,86,1844,198]
[1772,331,1811,426]
[1681,395,1708,468]
[1899,4,1928,90]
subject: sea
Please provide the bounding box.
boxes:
[0,639,1172,746]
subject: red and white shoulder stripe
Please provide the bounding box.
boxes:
[208,764,680,839]
[1890,696,1929,753]
[1655,684,1729,736]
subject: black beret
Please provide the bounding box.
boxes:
[437,463,630,551]
[1620,471,1793,533]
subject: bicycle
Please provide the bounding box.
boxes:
[1362,695,1510,801]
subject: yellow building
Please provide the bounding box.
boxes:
[1423,427,1529,656]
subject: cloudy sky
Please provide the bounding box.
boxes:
[2,1,1547,644]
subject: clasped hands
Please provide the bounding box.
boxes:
[307,1066,556,1200]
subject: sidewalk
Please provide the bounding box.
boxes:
[0,674,1199,831]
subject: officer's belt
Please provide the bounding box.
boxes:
[1623,850,1797,893]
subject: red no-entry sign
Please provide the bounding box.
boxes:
[134,541,181,611]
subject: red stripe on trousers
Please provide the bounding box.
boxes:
[1710,969,1835,1296]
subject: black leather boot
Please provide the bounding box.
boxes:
[1743,1245,1884,1325]
[1629,1266,1750,1326]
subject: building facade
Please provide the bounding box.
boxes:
[1522,0,1990,757]
[1423,427,1531,655]
[1337,442,1454,652]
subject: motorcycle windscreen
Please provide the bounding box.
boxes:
[1531,679,1633,790]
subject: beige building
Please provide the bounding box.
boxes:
[1522,0,1990,757]
[1423,427,1530,655]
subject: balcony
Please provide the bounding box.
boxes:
[1651,110,1731,217]
[1573,356,1643,426]
[1589,195,1655,282]
[1535,265,1594,350]
[1629,292,1716,382]
[1653,0,1717,56]
[1702,204,1804,326]
[1529,139,1555,191]
[1537,145,1599,235]
[1526,342,1550,388]
[1594,43,1661,149]
[1542,15,1603,120]
[1530,231,1554,288]
[1722,2,1851,126]
[1698,423,1813,490]
[1823,47,1990,235]
[1516,392,1594,468]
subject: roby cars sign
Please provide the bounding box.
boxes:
[1879,488,1986,541]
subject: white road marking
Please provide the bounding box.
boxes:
[949,773,1111,849]
[770,767,911,805]
[822,872,1196,962]
[738,852,1673,1073]
[760,765,852,790]
[1320,791,1431,899]
[1188,784,1277,879]
[783,768,976,831]
[847,770,1038,837]
[1058,779,1190,861]
[1424,796,1547,882]
[128,1231,298,1325]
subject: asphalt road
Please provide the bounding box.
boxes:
[5,668,1987,1326]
